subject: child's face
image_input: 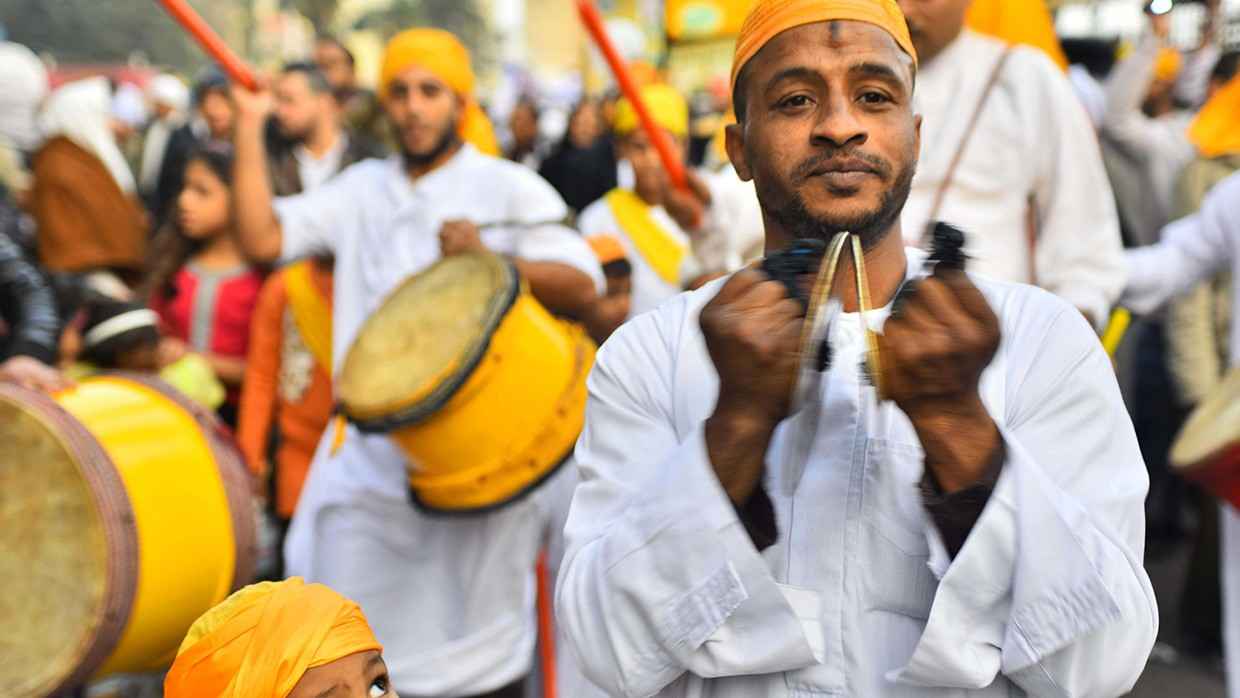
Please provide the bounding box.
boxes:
[177,160,231,240]
[116,343,161,372]
[287,650,394,698]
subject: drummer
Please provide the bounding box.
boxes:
[1124,163,1240,691]
[229,28,602,698]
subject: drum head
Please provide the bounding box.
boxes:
[339,252,518,427]
[0,385,137,697]
[1172,366,1240,469]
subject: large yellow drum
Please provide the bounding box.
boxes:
[338,252,595,513]
[0,374,256,697]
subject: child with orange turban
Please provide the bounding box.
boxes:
[165,578,389,698]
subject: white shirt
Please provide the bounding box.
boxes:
[578,194,695,317]
[293,132,348,192]
[903,30,1125,328]
[558,248,1156,697]
[1121,171,1240,698]
[273,144,604,695]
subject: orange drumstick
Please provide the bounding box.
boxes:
[156,0,259,92]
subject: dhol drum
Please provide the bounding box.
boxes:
[337,252,596,513]
[1171,365,1240,506]
[0,374,256,697]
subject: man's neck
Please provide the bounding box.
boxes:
[406,140,465,180]
[764,222,909,313]
[303,121,341,159]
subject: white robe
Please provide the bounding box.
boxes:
[273,145,604,696]
[558,248,1156,697]
[1122,171,1240,698]
[903,30,1125,329]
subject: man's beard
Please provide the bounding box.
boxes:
[761,155,915,250]
[401,121,461,170]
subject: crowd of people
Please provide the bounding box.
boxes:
[3,0,1240,696]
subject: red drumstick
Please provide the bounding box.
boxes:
[576,0,689,191]
[156,0,260,92]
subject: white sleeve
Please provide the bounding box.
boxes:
[1018,49,1126,328]
[1123,172,1240,315]
[556,304,819,698]
[500,164,605,295]
[892,292,1157,696]
[273,160,371,262]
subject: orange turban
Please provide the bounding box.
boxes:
[164,578,383,698]
[1189,73,1240,158]
[1153,47,1184,83]
[587,234,628,265]
[378,28,500,156]
[966,0,1068,71]
[731,0,916,94]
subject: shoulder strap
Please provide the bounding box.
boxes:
[284,260,334,374]
[922,46,1015,241]
[605,188,688,286]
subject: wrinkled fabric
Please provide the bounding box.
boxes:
[165,578,382,698]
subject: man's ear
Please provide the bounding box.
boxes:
[725,122,752,181]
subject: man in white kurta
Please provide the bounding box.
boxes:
[557,2,1156,696]
[898,3,1125,328]
[230,29,603,697]
[1122,171,1240,698]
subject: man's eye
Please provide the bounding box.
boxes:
[859,91,892,105]
[779,95,813,109]
[369,676,390,697]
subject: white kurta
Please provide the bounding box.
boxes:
[558,248,1157,697]
[273,144,604,696]
[577,195,694,317]
[1122,172,1240,698]
[903,30,1125,328]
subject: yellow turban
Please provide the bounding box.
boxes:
[378,28,500,156]
[966,0,1069,71]
[587,234,629,266]
[730,0,916,95]
[1189,73,1240,158]
[614,84,689,138]
[1154,47,1184,83]
[164,578,383,698]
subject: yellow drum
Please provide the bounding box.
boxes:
[338,252,595,513]
[0,374,256,697]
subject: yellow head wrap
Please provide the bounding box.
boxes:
[1154,47,1184,83]
[965,0,1069,71]
[614,84,689,138]
[378,28,500,156]
[1189,73,1240,158]
[164,578,383,698]
[587,234,629,266]
[730,0,917,96]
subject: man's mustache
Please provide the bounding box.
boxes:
[793,149,892,182]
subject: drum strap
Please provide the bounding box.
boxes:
[284,260,333,375]
[605,188,688,286]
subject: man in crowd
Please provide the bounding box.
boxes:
[267,62,382,197]
[314,35,384,146]
[138,74,190,209]
[230,27,601,698]
[557,1,1156,695]
[896,0,1124,329]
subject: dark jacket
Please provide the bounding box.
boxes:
[266,124,385,197]
[0,203,60,363]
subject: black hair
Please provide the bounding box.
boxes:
[283,61,333,95]
[193,70,230,106]
[137,143,235,301]
[80,297,160,368]
[316,35,356,67]
[1212,51,1240,85]
[602,258,632,278]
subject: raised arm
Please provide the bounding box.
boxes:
[230,85,283,264]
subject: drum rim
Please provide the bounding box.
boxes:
[345,254,521,433]
[109,373,258,591]
[0,383,139,698]
[407,445,575,516]
[1171,366,1240,469]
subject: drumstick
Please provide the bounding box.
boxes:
[155,0,260,92]
[576,0,689,192]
